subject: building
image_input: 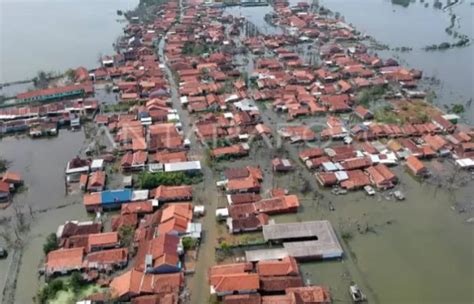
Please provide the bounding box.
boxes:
[246,220,343,262]
[272,158,294,172]
[406,155,429,177]
[45,247,84,276]
[134,234,181,274]
[86,248,128,271]
[16,83,93,103]
[153,185,192,203]
[109,269,183,301]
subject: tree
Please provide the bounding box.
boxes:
[36,279,65,304]
[43,233,58,255]
[118,225,135,248]
[68,272,84,293]
[182,237,197,251]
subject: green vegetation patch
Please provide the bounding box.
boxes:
[137,171,203,189]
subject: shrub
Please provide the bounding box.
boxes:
[138,171,203,189]
[182,237,198,250]
[43,233,58,255]
[36,279,66,304]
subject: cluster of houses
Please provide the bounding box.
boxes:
[0,171,23,207]
[215,166,300,233]
[0,98,97,136]
[209,257,331,303]
[46,182,201,301]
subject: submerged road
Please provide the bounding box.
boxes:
[156,6,219,303]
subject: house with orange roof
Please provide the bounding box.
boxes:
[0,181,10,202]
[406,155,429,177]
[154,151,187,163]
[226,176,261,194]
[45,247,84,276]
[257,256,300,277]
[210,272,260,297]
[109,269,183,301]
[83,192,102,212]
[134,234,181,274]
[153,185,193,203]
[211,144,250,159]
[224,294,261,304]
[158,203,193,235]
[85,248,128,271]
[226,213,269,234]
[121,200,154,216]
[87,232,120,253]
[121,151,148,171]
[87,171,106,192]
[1,171,23,187]
[366,164,397,190]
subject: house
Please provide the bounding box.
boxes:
[158,203,193,235]
[211,144,250,159]
[227,193,262,205]
[65,157,90,182]
[85,248,128,271]
[354,105,373,120]
[87,232,120,252]
[134,234,181,274]
[163,161,202,173]
[45,247,84,276]
[1,171,23,187]
[340,170,370,190]
[366,164,397,190]
[226,214,269,234]
[210,273,260,296]
[224,294,261,304]
[57,220,102,240]
[0,182,10,202]
[254,195,300,214]
[154,151,187,163]
[272,158,294,172]
[87,171,106,192]
[256,256,300,277]
[110,269,184,300]
[121,151,148,171]
[121,201,154,216]
[111,213,138,231]
[226,176,261,193]
[285,286,331,304]
[259,275,303,292]
[406,155,429,177]
[153,185,192,203]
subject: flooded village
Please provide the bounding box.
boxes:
[0,0,473,304]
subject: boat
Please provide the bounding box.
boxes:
[350,284,367,303]
[393,190,405,201]
[364,185,375,196]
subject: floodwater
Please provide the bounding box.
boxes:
[0,0,139,83]
[224,5,283,35]
[0,131,91,303]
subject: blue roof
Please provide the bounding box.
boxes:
[101,189,132,205]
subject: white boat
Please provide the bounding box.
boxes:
[364,185,375,196]
[350,284,367,303]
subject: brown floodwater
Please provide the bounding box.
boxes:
[0,131,91,303]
